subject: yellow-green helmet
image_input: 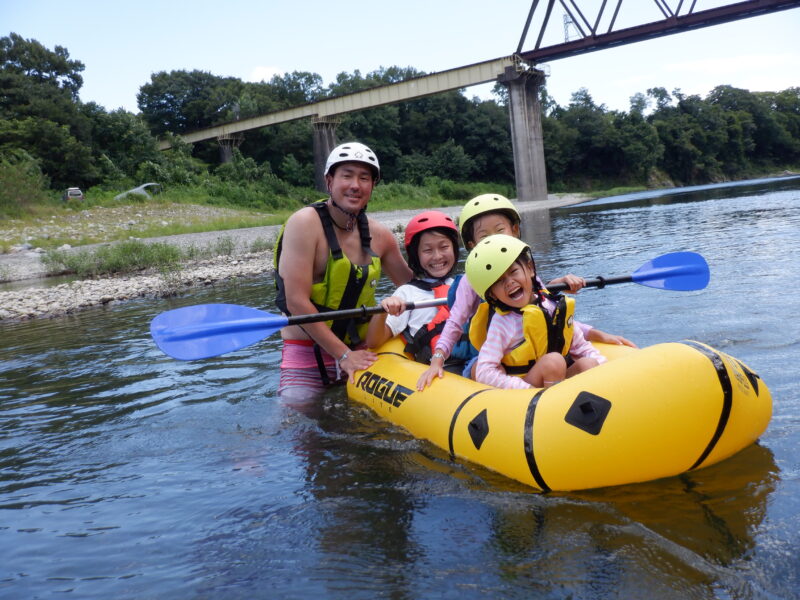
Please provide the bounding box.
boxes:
[465,234,530,300]
[458,193,520,246]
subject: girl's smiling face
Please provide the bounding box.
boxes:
[468,213,520,248]
[488,257,535,308]
[417,230,456,279]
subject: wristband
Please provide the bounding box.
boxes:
[430,351,445,364]
[339,350,350,363]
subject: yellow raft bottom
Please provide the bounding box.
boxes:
[346,338,772,492]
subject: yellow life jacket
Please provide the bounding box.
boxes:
[274,201,381,346]
[468,293,575,375]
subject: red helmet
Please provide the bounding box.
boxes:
[404,211,460,278]
[404,211,458,250]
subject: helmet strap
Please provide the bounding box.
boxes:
[330,199,361,232]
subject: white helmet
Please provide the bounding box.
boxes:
[324,142,380,180]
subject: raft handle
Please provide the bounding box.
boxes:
[565,392,612,435]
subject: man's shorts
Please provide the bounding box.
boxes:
[279,339,342,398]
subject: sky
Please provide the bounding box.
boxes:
[3,0,799,115]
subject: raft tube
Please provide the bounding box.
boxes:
[347,338,772,492]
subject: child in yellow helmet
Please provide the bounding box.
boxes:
[465,234,602,388]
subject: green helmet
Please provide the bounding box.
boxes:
[458,193,520,246]
[465,234,530,300]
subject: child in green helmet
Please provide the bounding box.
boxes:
[416,193,635,390]
[465,234,602,388]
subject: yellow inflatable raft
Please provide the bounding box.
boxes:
[347,338,772,492]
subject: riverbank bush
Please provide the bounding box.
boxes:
[0,150,52,218]
[43,240,183,278]
[41,234,270,279]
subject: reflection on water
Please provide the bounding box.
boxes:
[1,177,799,598]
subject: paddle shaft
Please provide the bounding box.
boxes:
[291,271,667,328]
[286,298,447,327]
[287,275,630,329]
[548,274,632,293]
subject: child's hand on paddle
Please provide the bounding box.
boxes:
[380,296,407,316]
[548,273,585,293]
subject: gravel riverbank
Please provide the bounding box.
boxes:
[0,194,589,322]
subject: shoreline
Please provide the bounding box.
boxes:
[0,194,590,322]
[0,251,276,322]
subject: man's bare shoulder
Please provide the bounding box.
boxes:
[365,215,404,260]
[284,205,320,228]
[280,207,325,256]
[365,215,396,238]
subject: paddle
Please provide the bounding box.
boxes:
[150,298,447,361]
[547,251,709,293]
[150,251,709,360]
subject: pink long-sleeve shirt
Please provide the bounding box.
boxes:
[475,299,607,389]
[435,275,593,358]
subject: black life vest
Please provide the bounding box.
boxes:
[402,279,451,363]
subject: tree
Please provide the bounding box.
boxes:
[0,33,84,99]
[647,87,672,111]
[268,71,326,106]
[0,117,98,190]
[430,139,476,181]
[81,103,161,180]
[277,153,313,187]
[0,33,98,188]
[0,149,51,217]
[137,70,244,136]
[461,99,514,182]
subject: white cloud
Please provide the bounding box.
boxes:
[247,66,285,83]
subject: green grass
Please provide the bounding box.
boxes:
[40,233,275,279]
[42,240,184,278]
[248,237,274,253]
[585,186,648,199]
[115,213,289,240]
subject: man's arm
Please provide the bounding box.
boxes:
[279,210,349,357]
[369,218,413,286]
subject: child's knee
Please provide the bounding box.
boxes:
[568,357,599,376]
[524,353,566,386]
[541,352,567,374]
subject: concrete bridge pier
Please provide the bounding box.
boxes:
[313,116,340,193]
[499,66,548,203]
[217,133,244,163]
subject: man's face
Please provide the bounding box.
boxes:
[326,163,375,211]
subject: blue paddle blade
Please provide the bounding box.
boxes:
[150,303,288,360]
[631,251,710,291]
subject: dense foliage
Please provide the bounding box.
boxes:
[2,32,798,213]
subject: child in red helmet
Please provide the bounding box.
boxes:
[365,211,462,367]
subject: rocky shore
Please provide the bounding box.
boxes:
[0,251,275,321]
[0,194,589,322]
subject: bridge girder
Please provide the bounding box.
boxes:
[517,0,800,63]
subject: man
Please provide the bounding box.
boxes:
[274,142,412,398]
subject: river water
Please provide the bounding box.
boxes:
[2,177,799,599]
